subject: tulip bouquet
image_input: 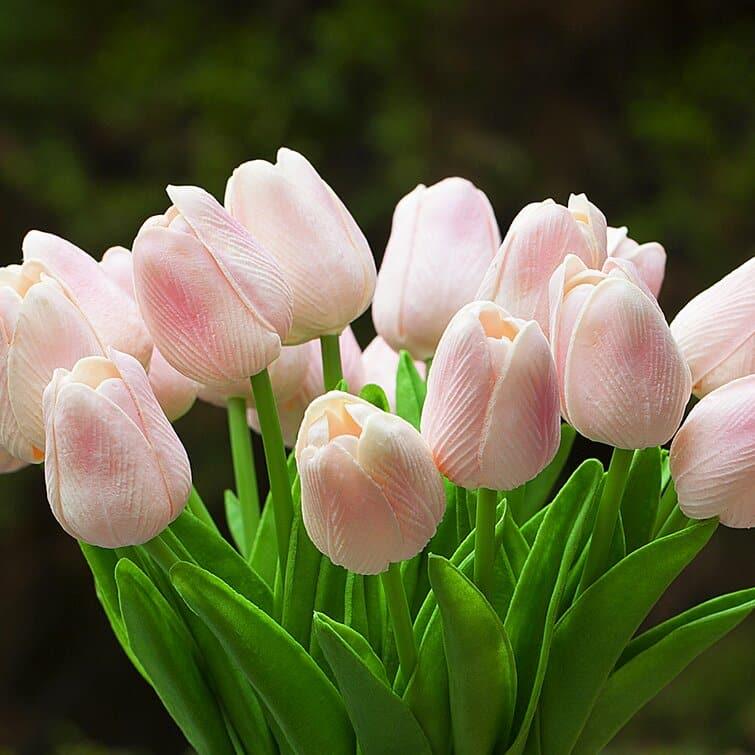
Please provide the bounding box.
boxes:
[2,148,754,755]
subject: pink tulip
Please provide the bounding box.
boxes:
[133,185,293,386]
[550,255,691,448]
[361,336,425,410]
[670,375,755,528]
[0,446,26,474]
[670,257,755,398]
[421,301,561,490]
[296,391,445,574]
[372,178,500,360]
[607,225,666,298]
[99,246,198,422]
[476,194,607,335]
[43,349,191,547]
[247,327,365,446]
[225,148,376,344]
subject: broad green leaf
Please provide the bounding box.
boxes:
[395,350,426,429]
[504,459,602,754]
[310,556,348,677]
[620,446,661,552]
[521,424,576,520]
[171,562,355,755]
[345,572,370,640]
[538,518,718,755]
[607,511,627,570]
[360,382,391,412]
[316,612,388,683]
[282,514,322,647]
[79,544,149,682]
[224,489,248,557]
[456,487,471,542]
[501,504,529,579]
[186,486,220,535]
[574,587,755,754]
[519,506,546,546]
[314,614,431,755]
[116,559,233,755]
[364,574,386,654]
[170,510,273,616]
[430,556,517,754]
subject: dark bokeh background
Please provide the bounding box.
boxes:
[1,1,754,752]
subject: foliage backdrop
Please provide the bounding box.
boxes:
[1,0,753,751]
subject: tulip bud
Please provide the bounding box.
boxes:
[133,185,294,386]
[296,391,445,574]
[421,301,561,490]
[43,349,191,547]
[372,178,500,360]
[670,257,755,398]
[550,255,691,448]
[225,148,376,344]
[607,225,666,298]
[670,375,755,528]
[361,336,425,410]
[477,195,607,335]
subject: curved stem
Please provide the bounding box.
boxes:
[250,369,293,577]
[227,397,260,549]
[474,487,498,598]
[381,562,417,680]
[578,447,634,595]
[320,334,343,391]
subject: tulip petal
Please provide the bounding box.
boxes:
[612,241,666,298]
[148,347,198,422]
[564,277,691,448]
[0,446,26,474]
[298,443,403,574]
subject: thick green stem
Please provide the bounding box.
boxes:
[320,334,343,391]
[250,369,293,577]
[578,447,635,595]
[227,397,261,548]
[141,535,180,572]
[381,562,417,680]
[474,488,498,598]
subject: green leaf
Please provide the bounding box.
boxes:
[309,556,349,677]
[504,459,602,753]
[364,574,386,654]
[501,504,529,579]
[574,587,755,754]
[395,350,426,429]
[345,572,371,641]
[429,556,517,754]
[116,559,234,755]
[170,510,273,616]
[314,614,431,755]
[186,486,220,535]
[316,612,389,683]
[620,446,662,553]
[360,382,391,412]
[519,506,546,546]
[538,518,718,755]
[224,489,248,557]
[456,487,471,543]
[171,562,355,755]
[521,424,576,521]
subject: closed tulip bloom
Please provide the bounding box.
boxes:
[670,257,755,398]
[372,178,499,361]
[296,391,445,574]
[133,185,294,385]
[421,301,561,490]
[476,194,607,335]
[43,349,191,547]
[550,255,691,448]
[607,225,666,298]
[361,336,425,410]
[225,148,376,344]
[670,375,755,528]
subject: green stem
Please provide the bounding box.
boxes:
[474,488,498,598]
[381,562,417,680]
[654,482,678,536]
[657,504,689,538]
[320,334,343,391]
[250,369,294,577]
[141,535,180,572]
[227,397,260,548]
[578,447,634,595]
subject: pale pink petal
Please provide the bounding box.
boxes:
[696,332,755,398]
[612,241,666,298]
[568,193,607,265]
[0,446,26,474]
[100,246,136,299]
[147,347,198,422]
[670,375,755,528]
[362,336,426,409]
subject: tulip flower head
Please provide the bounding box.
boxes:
[372,177,500,360]
[226,148,376,344]
[133,185,294,386]
[670,257,755,398]
[476,194,607,335]
[421,301,561,490]
[296,392,445,574]
[550,255,691,448]
[607,226,666,298]
[43,349,191,547]
[361,335,425,410]
[670,375,755,528]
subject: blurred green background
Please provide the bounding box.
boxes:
[1,0,753,752]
